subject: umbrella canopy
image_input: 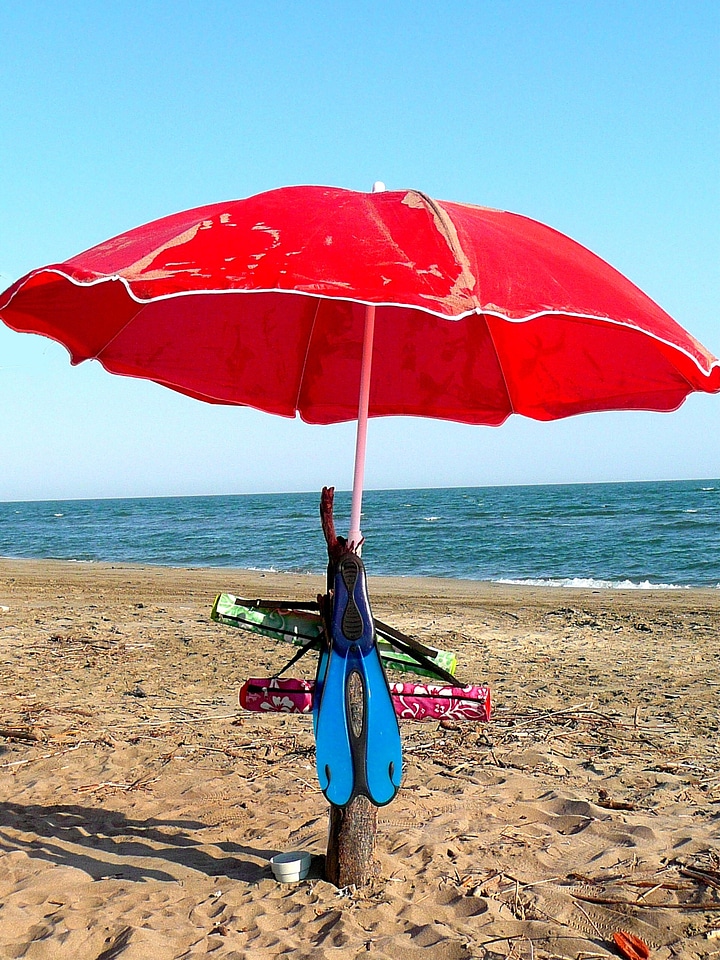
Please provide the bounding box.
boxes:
[3,184,719,543]
[2,184,718,427]
[3,184,718,814]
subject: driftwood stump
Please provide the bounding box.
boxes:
[326,795,378,887]
[320,486,379,886]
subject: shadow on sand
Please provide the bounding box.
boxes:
[0,799,280,883]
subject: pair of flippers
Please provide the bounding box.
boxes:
[313,553,402,807]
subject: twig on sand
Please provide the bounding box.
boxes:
[680,865,720,890]
[572,891,720,912]
[479,933,602,952]
[78,774,160,793]
[596,791,637,811]
[636,883,664,902]
[0,725,41,742]
[404,739,446,754]
[574,900,604,939]
[497,703,625,730]
[183,744,242,757]
[94,926,132,960]
[111,712,239,728]
[0,742,87,769]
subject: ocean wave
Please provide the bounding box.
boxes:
[493,577,688,590]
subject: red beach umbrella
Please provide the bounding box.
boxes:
[1,184,718,542]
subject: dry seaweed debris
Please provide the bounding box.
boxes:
[566,856,720,914]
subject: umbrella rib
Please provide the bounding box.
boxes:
[294,298,322,415]
[91,297,148,363]
[483,314,516,416]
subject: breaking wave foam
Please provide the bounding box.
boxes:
[493,577,693,590]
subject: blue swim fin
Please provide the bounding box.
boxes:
[314,554,402,807]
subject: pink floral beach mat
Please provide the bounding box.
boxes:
[240,677,491,722]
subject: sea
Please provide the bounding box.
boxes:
[0,480,718,589]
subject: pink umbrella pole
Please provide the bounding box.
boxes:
[348,303,376,549]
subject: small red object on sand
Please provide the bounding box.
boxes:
[613,931,650,960]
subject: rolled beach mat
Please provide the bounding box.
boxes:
[212,593,458,681]
[239,677,491,722]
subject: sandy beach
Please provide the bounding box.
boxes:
[0,557,718,959]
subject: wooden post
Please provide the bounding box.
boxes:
[326,796,378,887]
[325,674,377,887]
[325,667,378,886]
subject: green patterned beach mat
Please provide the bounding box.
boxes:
[211,593,457,680]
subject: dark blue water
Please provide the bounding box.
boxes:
[1,480,718,587]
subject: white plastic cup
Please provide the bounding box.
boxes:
[269,851,312,883]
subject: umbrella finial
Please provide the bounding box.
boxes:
[371,181,386,193]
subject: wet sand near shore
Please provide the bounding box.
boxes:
[0,558,718,959]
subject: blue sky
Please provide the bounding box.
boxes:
[1,0,718,501]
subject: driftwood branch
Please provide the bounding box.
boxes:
[320,486,349,566]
